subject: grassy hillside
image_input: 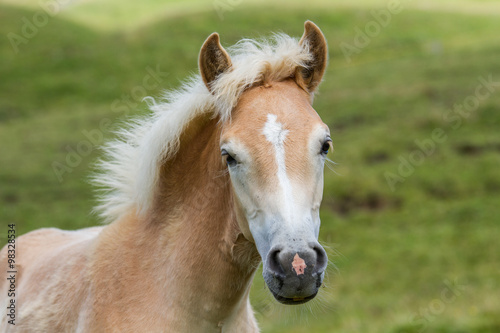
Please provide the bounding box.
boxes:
[1,1,499,332]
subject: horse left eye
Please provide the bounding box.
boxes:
[321,140,331,155]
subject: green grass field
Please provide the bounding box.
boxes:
[1,0,499,332]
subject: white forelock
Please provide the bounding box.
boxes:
[93,33,314,222]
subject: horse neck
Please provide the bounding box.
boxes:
[142,113,260,325]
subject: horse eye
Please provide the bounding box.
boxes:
[321,139,331,155]
[221,149,237,167]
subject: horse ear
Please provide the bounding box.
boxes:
[199,33,232,93]
[297,21,328,93]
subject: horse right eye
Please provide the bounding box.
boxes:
[221,149,237,167]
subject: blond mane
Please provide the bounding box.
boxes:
[93,33,315,222]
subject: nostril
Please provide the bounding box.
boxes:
[267,247,285,278]
[312,244,328,275]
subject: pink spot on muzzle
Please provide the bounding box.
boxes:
[292,253,307,275]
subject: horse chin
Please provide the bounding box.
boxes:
[269,289,318,305]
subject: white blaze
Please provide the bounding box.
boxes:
[262,114,293,222]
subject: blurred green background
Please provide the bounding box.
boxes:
[1,0,499,332]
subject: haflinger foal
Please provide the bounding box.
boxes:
[1,21,331,332]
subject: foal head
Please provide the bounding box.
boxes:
[199,22,329,305]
